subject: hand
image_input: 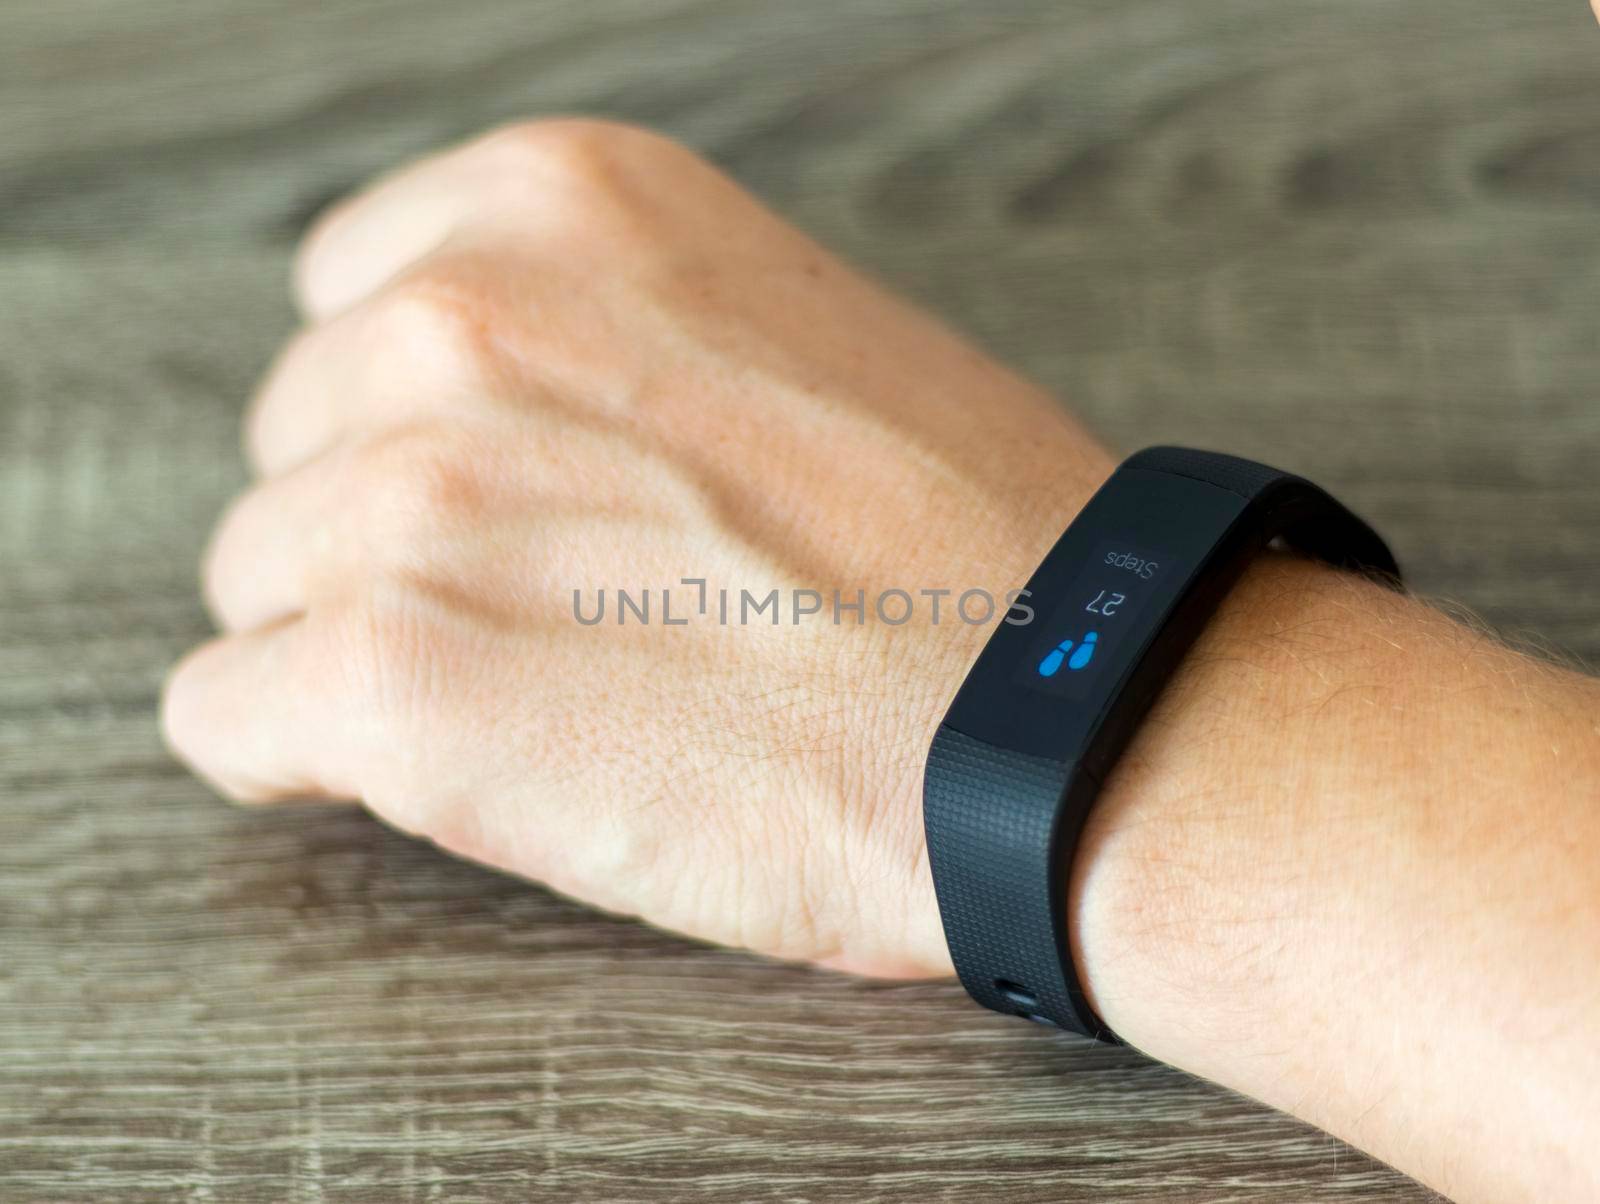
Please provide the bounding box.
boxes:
[162,119,1114,978]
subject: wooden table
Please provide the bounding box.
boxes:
[3,2,1595,1199]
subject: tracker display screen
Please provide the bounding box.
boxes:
[938,467,1248,760]
[1013,542,1171,701]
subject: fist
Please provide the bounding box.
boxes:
[163,119,1112,977]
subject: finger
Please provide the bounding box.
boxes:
[209,420,537,634]
[294,157,476,323]
[207,425,462,633]
[245,263,497,479]
[293,117,675,322]
[202,447,348,634]
[294,122,547,322]
[161,617,361,804]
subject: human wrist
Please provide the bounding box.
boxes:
[1068,552,1401,1056]
[1066,550,1600,1199]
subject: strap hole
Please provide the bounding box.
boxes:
[994,979,1038,1009]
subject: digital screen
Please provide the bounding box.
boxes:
[1013,541,1171,700]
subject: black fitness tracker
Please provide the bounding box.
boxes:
[922,447,1400,1040]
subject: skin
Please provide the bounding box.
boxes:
[163,119,1600,1202]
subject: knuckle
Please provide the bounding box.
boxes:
[309,592,434,731]
[479,117,666,182]
[304,592,454,836]
[350,424,488,550]
[474,119,702,238]
[364,270,494,385]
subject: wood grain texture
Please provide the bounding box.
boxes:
[3,0,1596,1199]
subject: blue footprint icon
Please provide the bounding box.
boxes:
[1068,630,1098,671]
[1038,639,1073,677]
[1038,630,1098,677]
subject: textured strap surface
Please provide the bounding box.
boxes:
[923,728,1095,1032]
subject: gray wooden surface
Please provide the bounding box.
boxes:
[3,1,1596,1200]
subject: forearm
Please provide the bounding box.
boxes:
[1073,554,1600,1202]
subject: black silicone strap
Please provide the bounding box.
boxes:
[923,447,1400,1040]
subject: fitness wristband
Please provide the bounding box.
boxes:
[922,447,1400,1040]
